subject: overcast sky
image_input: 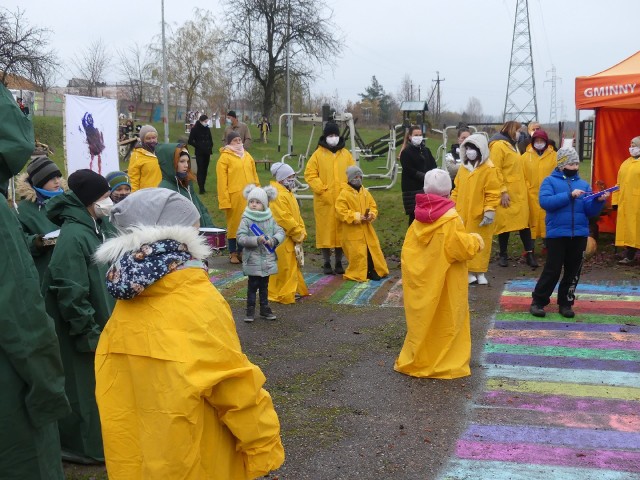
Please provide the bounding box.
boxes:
[14,0,639,120]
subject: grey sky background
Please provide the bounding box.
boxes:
[15,0,638,120]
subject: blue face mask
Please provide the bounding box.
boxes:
[34,186,64,198]
[176,171,188,179]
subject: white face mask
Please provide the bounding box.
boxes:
[94,197,114,218]
[629,146,640,157]
[465,149,478,161]
[326,135,339,147]
[410,135,423,147]
[533,141,546,150]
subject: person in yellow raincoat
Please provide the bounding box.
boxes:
[94,188,284,480]
[451,133,501,286]
[489,120,537,268]
[335,166,389,282]
[217,130,260,264]
[395,169,484,379]
[128,125,161,191]
[522,129,557,247]
[268,162,309,304]
[304,121,356,274]
[613,135,640,265]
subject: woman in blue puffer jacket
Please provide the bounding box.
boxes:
[529,147,609,318]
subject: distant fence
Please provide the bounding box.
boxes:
[31,92,186,123]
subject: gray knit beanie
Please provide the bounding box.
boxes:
[27,155,61,188]
[556,147,580,169]
[110,188,200,230]
[346,166,363,182]
[138,125,158,142]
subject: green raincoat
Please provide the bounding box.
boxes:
[0,83,70,479]
[157,142,215,228]
[14,173,65,283]
[42,191,115,462]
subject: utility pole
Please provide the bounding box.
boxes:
[545,65,561,123]
[432,71,445,125]
[285,0,292,155]
[503,0,538,123]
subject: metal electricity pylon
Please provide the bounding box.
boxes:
[503,0,538,123]
[545,65,561,124]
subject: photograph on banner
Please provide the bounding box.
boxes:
[65,94,118,176]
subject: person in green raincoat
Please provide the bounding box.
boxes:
[0,82,71,479]
[157,142,215,228]
[14,155,66,283]
[41,168,115,464]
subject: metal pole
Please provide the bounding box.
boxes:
[161,0,170,143]
[285,1,292,155]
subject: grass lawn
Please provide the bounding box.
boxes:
[32,116,594,259]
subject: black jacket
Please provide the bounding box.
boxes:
[400,143,437,215]
[188,122,213,155]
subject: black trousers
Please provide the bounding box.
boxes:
[247,275,270,307]
[498,228,533,255]
[407,212,415,226]
[532,236,587,308]
[195,152,211,192]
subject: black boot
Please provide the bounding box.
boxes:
[498,253,508,267]
[525,251,539,268]
[367,270,381,281]
[334,261,345,275]
[244,305,255,323]
[529,303,546,317]
[559,305,575,318]
[260,305,277,320]
[322,261,334,275]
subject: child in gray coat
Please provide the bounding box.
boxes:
[237,184,285,322]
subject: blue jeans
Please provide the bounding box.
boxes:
[228,238,243,254]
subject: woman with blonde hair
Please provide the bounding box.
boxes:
[489,120,537,268]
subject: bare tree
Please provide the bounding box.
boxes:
[72,39,111,97]
[117,43,155,103]
[0,7,59,86]
[398,74,414,102]
[155,9,223,114]
[222,0,341,118]
[32,62,59,116]
[464,96,484,123]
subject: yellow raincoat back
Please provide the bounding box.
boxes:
[268,180,309,304]
[128,147,161,192]
[304,143,355,248]
[95,267,284,479]
[522,145,557,239]
[451,134,501,273]
[613,156,640,249]
[216,147,260,239]
[395,194,482,379]
[489,139,529,234]
[335,184,389,282]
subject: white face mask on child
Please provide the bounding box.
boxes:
[326,135,339,147]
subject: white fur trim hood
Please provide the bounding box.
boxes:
[94,225,211,265]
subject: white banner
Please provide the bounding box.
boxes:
[64,95,118,177]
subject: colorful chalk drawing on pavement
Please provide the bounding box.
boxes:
[441,279,640,480]
[209,268,399,306]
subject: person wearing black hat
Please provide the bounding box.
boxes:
[223,110,252,149]
[188,114,214,193]
[14,155,66,282]
[304,121,356,274]
[41,168,115,464]
[0,82,70,480]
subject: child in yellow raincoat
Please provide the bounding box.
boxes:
[217,130,260,264]
[522,129,557,247]
[335,166,389,282]
[395,169,484,379]
[451,133,501,286]
[94,188,284,479]
[268,162,309,304]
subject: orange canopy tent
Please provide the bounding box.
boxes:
[575,51,640,232]
[576,52,640,232]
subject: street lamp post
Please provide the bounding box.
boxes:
[161,0,170,143]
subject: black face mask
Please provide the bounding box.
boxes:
[562,168,578,177]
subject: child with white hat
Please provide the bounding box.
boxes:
[236,184,285,321]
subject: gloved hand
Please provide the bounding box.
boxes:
[470,232,485,251]
[266,237,278,248]
[478,210,495,227]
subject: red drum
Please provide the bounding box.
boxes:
[199,228,227,250]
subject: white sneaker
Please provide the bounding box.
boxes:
[477,273,488,285]
[468,273,478,284]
